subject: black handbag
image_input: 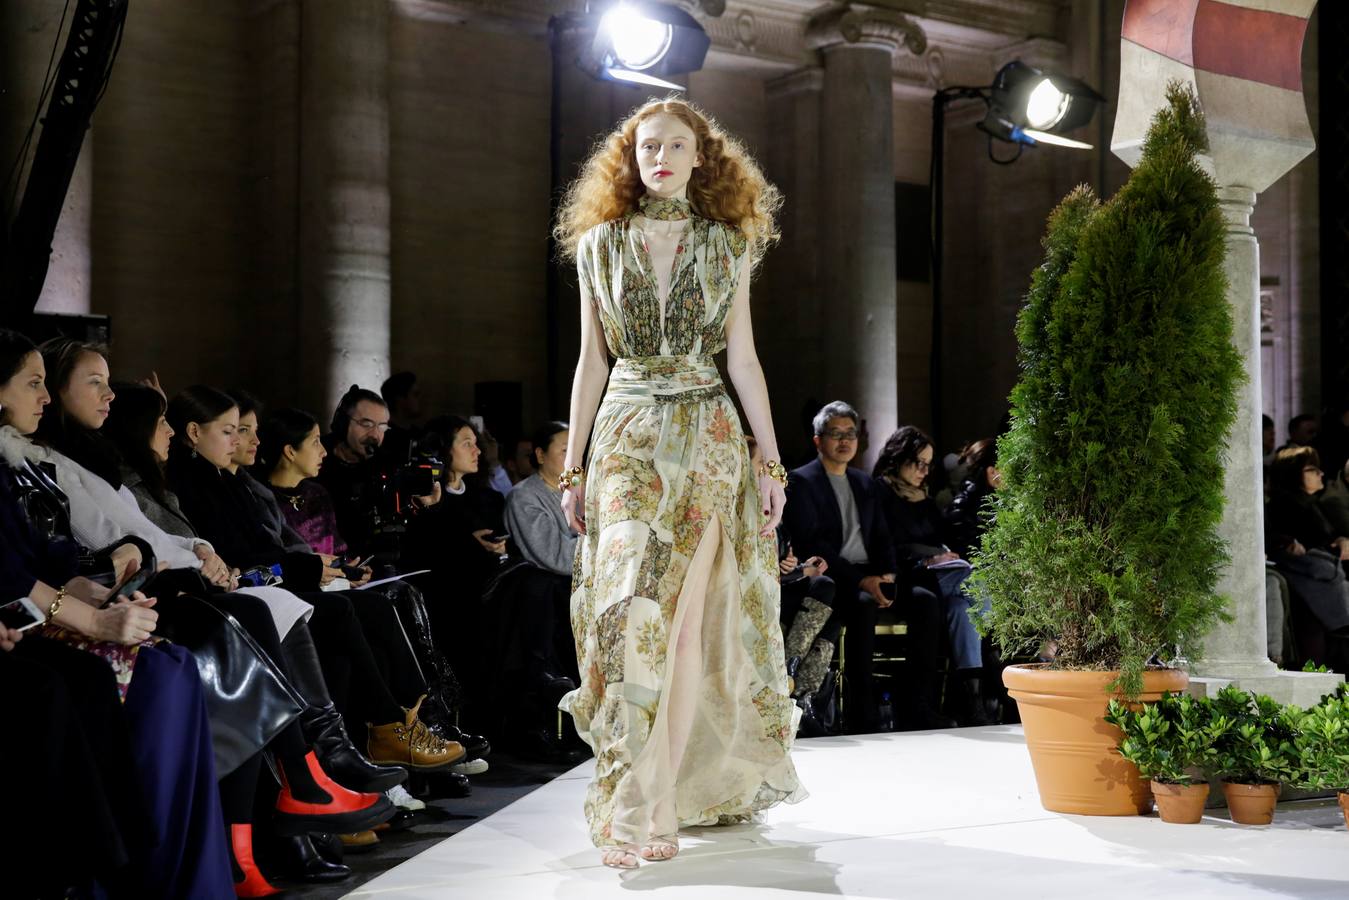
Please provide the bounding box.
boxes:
[159,594,306,778]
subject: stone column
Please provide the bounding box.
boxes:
[806,5,925,468]
[1112,0,1335,704]
[762,68,824,458]
[298,0,391,414]
[0,1,92,315]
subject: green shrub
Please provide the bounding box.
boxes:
[971,82,1242,697]
[1106,692,1229,785]
[1287,685,1349,791]
[1211,685,1296,785]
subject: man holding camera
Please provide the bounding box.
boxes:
[784,401,946,733]
[319,386,442,561]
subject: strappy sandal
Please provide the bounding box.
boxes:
[601,844,640,869]
[639,835,679,862]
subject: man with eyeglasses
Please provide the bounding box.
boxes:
[783,401,948,733]
[319,385,442,558]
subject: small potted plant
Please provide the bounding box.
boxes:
[1211,685,1295,824]
[1106,693,1226,823]
[1287,685,1349,828]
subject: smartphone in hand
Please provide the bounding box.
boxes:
[0,597,48,632]
[101,567,153,609]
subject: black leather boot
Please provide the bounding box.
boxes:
[281,625,408,792]
[270,834,351,884]
[305,702,408,793]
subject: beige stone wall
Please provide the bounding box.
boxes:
[90,0,254,391]
[388,10,553,429]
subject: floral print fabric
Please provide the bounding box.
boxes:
[561,212,805,848]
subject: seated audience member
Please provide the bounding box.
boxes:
[873,425,992,726]
[1322,456,1349,539]
[319,385,440,561]
[379,371,423,469]
[1266,446,1349,667]
[1280,412,1319,453]
[783,401,946,732]
[748,437,839,734]
[1,330,394,896]
[501,421,579,686]
[943,437,1002,559]
[504,421,576,577]
[226,389,313,554]
[257,405,491,772]
[407,415,507,696]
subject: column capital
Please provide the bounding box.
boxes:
[805,3,926,57]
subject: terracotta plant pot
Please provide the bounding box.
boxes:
[1150,780,1209,824]
[1221,781,1280,825]
[1003,663,1189,816]
[1337,791,1349,829]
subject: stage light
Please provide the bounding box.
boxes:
[601,4,672,70]
[1025,79,1068,130]
[584,1,711,92]
[990,60,1104,140]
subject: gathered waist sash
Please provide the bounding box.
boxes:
[604,355,726,407]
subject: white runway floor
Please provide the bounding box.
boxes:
[347,726,1349,899]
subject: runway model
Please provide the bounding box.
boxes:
[555,97,806,869]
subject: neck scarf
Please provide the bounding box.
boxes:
[882,472,927,503]
[638,195,692,221]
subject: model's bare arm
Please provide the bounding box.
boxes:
[562,282,610,534]
[724,255,785,535]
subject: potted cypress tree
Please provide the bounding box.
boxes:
[971,82,1243,815]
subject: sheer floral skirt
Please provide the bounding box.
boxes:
[560,355,806,848]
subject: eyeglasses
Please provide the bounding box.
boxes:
[354,418,391,434]
[906,460,932,472]
[823,429,858,442]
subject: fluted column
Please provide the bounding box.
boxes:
[807,4,925,466]
[298,0,391,414]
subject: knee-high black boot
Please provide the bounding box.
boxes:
[281,625,407,793]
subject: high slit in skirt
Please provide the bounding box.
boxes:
[559,354,806,848]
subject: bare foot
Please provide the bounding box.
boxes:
[601,844,640,869]
[639,835,679,862]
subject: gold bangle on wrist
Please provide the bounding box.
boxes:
[759,459,788,486]
[47,587,67,622]
[559,465,585,492]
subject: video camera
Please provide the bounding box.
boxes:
[368,431,445,541]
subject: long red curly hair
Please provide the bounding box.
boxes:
[553,96,781,267]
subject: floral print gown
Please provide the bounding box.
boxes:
[560,197,805,848]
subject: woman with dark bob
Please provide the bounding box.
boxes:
[873,425,992,725]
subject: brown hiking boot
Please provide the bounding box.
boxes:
[367,695,466,769]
